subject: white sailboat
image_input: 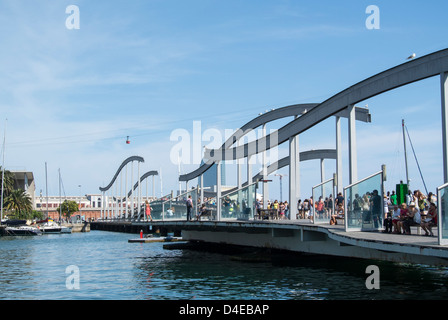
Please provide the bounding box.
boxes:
[57,168,72,233]
[37,218,62,234]
[37,167,72,234]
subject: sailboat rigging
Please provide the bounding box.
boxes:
[402,119,428,195]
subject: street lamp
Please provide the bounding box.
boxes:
[274,174,287,202]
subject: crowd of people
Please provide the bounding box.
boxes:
[168,185,439,237]
[256,199,290,219]
[384,189,438,236]
[253,188,438,236]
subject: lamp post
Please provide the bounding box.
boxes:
[274,174,287,202]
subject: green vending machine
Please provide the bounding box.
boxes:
[396,183,408,205]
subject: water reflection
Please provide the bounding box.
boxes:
[1,232,448,300]
[133,245,448,300]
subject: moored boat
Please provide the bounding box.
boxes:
[36,219,62,234]
[2,225,42,236]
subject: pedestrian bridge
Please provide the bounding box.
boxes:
[91,218,448,266]
[98,48,448,255]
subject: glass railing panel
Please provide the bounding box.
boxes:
[220,183,257,221]
[198,196,217,221]
[312,178,335,224]
[437,183,448,245]
[344,171,384,231]
[149,189,199,220]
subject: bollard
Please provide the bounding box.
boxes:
[140,230,143,238]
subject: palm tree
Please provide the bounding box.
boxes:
[0,166,15,196]
[4,189,33,219]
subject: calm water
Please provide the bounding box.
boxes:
[1,230,448,300]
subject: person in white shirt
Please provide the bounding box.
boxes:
[391,204,401,233]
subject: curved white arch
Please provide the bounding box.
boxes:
[205,48,448,161]
[99,156,144,192]
[179,105,369,182]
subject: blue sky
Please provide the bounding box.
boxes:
[0,0,448,201]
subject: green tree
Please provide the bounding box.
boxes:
[56,200,79,219]
[31,210,44,220]
[4,189,33,219]
[0,166,15,200]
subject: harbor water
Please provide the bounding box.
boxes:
[1,230,448,300]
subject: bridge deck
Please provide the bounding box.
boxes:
[94,218,448,264]
[265,219,442,248]
[131,218,447,252]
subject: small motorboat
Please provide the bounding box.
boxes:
[36,219,62,234]
[39,224,62,234]
[3,225,42,236]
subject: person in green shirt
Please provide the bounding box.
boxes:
[390,191,397,205]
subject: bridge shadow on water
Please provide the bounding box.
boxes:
[154,241,448,300]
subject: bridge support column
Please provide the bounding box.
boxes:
[101,191,104,219]
[120,168,123,219]
[125,164,128,219]
[247,155,252,185]
[200,174,204,205]
[320,158,325,183]
[114,179,118,219]
[216,160,222,221]
[335,116,343,194]
[262,124,269,209]
[152,175,155,199]
[237,139,243,189]
[107,190,110,219]
[442,72,448,183]
[130,161,134,219]
[138,161,141,219]
[348,104,358,184]
[289,133,299,220]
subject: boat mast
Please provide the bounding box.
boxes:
[59,168,62,223]
[1,119,7,222]
[402,119,410,189]
[404,122,429,195]
[45,162,49,219]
